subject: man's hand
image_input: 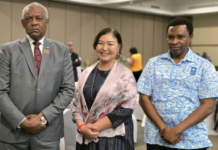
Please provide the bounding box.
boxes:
[160,127,182,145]
[80,123,99,140]
[20,113,46,134]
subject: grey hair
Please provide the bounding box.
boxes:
[21,2,48,19]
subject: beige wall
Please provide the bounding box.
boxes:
[192,14,218,66]
[0,0,170,67]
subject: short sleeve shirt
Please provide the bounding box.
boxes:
[130,53,143,72]
[137,48,218,149]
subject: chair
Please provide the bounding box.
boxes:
[60,137,65,150]
[133,94,144,121]
[60,108,77,150]
[141,114,147,127]
[132,114,137,143]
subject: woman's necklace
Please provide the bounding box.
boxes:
[90,66,109,101]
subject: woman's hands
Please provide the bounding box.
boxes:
[80,123,99,140]
[76,116,112,140]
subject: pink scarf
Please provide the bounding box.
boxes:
[71,60,137,144]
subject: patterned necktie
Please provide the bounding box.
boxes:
[33,41,41,75]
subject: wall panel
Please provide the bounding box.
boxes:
[49,1,65,43]
[109,10,121,32]
[132,13,144,58]
[142,15,154,65]
[81,6,95,66]
[193,14,218,45]
[12,0,31,41]
[95,8,109,34]
[121,11,133,58]
[193,14,218,66]
[0,0,11,44]
[66,4,81,55]
[153,16,164,57]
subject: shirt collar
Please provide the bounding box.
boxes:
[26,35,45,47]
[159,48,195,62]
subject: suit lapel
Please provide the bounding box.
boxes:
[19,38,37,79]
[38,38,51,79]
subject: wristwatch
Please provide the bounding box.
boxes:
[77,128,82,134]
[40,116,47,125]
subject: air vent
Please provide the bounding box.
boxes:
[189,4,218,9]
[151,5,160,9]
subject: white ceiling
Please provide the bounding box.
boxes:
[53,0,218,16]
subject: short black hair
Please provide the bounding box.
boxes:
[93,27,123,57]
[166,17,193,36]
[129,47,138,54]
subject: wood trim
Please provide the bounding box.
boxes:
[192,44,218,47]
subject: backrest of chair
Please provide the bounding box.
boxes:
[63,109,77,150]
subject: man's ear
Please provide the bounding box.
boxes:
[46,19,49,29]
[189,34,193,42]
[21,19,25,28]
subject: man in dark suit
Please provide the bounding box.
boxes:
[66,41,81,82]
[0,2,74,150]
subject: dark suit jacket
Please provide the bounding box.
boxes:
[0,37,75,143]
[71,52,81,82]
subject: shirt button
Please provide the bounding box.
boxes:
[37,89,40,92]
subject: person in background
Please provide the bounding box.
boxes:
[137,17,218,150]
[0,2,74,150]
[77,56,82,79]
[202,51,211,62]
[66,41,81,82]
[71,27,137,150]
[126,47,143,82]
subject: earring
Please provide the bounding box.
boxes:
[117,52,120,55]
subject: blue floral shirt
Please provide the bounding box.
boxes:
[137,49,218,149]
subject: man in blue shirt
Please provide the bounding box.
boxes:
[137,17,218,150]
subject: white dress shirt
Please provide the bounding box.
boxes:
[26,34,45,56]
